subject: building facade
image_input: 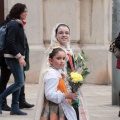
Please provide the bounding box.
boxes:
[1,0,112,84]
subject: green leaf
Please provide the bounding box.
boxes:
[66,67,72,77]
[74,50,90,79]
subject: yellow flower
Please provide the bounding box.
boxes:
[70,72,83,83]
[74,56,78,61]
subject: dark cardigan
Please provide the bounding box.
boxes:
[4,20,25,57]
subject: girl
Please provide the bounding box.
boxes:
[50,23,79,118]
[50,23,89,120]
[41,47,77,120]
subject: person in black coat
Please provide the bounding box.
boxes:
[0,4,34,112]
[0,3,34,115]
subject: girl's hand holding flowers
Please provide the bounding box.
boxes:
[65,92,78,100]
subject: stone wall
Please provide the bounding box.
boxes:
[4,0,112,84]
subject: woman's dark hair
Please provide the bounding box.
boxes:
[0,15,11,26]
[55,24,70,35]
[8,3,27,19]
[49,47,65,59]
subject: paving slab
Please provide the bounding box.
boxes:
[81,84,119,120]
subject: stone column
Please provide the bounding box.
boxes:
[80,0,112,84]
[112,0,120,105]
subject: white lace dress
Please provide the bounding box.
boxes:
[44,67,77,120]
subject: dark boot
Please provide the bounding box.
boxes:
[0,98,4,114]
[19,87,34,109]
[0,104,2,114]
[2,100,11,111]
[19,101,34,109]
[10,104,27,115]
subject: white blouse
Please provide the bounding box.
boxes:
[44,67,77,120]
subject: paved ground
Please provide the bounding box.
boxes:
[0,84,37,120]
[0,84,120,120]
[82,84,119,120]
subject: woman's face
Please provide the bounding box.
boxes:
[55,26,70,46]
[20,8,28,20]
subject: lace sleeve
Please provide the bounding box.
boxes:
[44,73,65,104]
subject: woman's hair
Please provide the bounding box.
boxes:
[55,24,70,35]
[8,3,27,19]
[49,47,65,59]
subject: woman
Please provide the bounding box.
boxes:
[0,3,28,115]
[0,9,34,112]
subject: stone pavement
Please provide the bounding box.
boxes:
[82,84,119,120]
[0,84,120,120]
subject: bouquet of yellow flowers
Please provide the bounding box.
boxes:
[74,50,90,80]
[67,50,90,115]
[67,50,90,93]
[69,72,83,93]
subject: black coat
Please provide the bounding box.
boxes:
[4,20,25,58]
[115,33,120,49]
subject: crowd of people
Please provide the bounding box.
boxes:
[39,23,89,120]
[0,2,89,120]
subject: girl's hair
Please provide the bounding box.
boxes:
[55,24,70,35]
[8,3,27,19]
[49,47,65,59]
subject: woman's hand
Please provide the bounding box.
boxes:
[65,92,78,100]
[18,56,26,67]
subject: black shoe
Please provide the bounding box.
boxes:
[19,101,34,109]
[2,103,11,111]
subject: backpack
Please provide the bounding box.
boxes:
[0,24,7,52]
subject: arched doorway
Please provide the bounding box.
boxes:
[0,0,4,24]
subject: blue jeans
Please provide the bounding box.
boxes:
[0,58,24,105]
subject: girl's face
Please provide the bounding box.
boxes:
[49,51,66,69]
[20,8,28,20]
[55,26,70,46]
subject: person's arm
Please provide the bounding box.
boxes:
[44,73,65,104]
[64,93,77,100]
[44,72,77,103]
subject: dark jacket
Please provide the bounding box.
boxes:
[24,36,30,71]
[4,20,25,59]
[114,33,120,69]
[115,33,120,49]
[67,55,75,71]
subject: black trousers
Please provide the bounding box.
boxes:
[0,56,26,104]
